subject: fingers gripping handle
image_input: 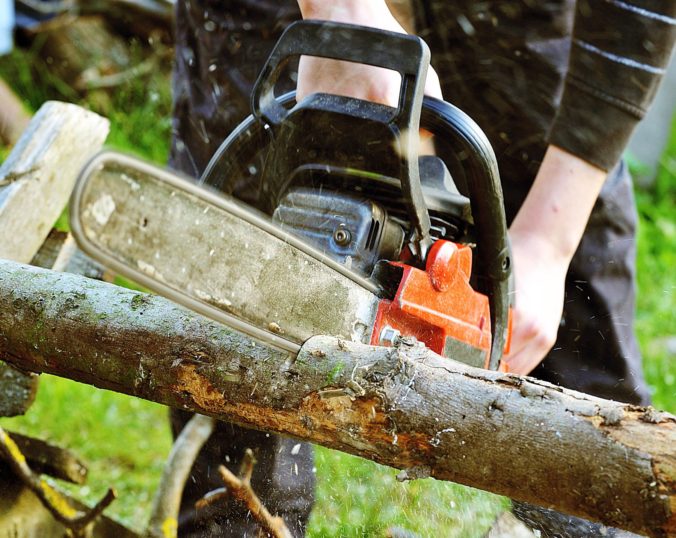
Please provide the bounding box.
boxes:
[251,20,430,127]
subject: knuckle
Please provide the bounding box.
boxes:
[537,331,556,351]
[522,319,539,340]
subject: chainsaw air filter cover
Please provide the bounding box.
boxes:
[273,188,405,276]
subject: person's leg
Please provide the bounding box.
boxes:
[171,0,301,177]
[170,2,314,536]
[170,410,315,537]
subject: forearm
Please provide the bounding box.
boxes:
[510,145,607,264]
[298,0,391,23]
[503,145,607,374]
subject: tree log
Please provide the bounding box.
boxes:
[0,260,673,537]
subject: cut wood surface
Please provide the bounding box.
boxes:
[0,101,109,263]
[0,260,673,537]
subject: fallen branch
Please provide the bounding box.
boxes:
[196,449,292,538]
[146,414,215,538]
[0,426,116,537]
[0,261,673,538]
[2,430,88,485]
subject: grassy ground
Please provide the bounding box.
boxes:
[0,42,674,536]
[634,126,676,413]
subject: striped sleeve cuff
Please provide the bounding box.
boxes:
[548,0,676,171]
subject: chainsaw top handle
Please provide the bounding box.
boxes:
[251,20,433,261]
[251,20,429,130]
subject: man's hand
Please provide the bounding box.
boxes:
[502,145,607,375]
[502,231,568,375]
[296,0,442,105]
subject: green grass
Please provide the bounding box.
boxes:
[311,451,504,537]
[0,44,172,162]
[634,121,676,412]
[0,42,674,536]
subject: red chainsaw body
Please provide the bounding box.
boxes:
[370,240,508,368]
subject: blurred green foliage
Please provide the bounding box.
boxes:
[633,121,676,412]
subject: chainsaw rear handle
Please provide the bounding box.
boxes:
[251,20,433,258]
[202,93,512,369]
[421,97,513,370]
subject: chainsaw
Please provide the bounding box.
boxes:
[70,21,512,370]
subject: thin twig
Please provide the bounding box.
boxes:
[76,50,171,91]
[197,448,293,538]
[0,426,116,537]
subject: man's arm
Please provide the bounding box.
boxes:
[502,146,606,374]
[507,0,676,373]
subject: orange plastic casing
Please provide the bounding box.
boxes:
[370,240,495,368]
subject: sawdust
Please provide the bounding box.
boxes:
[174,364,225,413]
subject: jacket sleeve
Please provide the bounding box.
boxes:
[548,0,676,171]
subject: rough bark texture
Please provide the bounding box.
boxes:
[0,363,38,417]
[0,260,673,537]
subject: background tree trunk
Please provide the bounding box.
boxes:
[0,260,672,538]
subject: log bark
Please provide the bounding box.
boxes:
[0,260,673,537]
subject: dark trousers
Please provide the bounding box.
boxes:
[169,1,650,536]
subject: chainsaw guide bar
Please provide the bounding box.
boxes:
[70,151,382,355]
